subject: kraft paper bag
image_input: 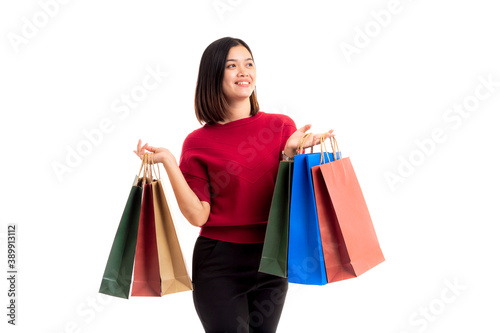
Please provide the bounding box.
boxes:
[152,171,193,295]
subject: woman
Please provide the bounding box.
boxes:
[134,37,333,332]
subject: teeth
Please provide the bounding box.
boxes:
[237,82,249,85]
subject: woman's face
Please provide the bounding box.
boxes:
[222,45,256,104]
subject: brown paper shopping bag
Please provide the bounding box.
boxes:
[151,162,193,295]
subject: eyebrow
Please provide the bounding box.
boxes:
[226,58,253,62]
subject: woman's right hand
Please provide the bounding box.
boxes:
[134,139,209,227]
[133,139,173,165]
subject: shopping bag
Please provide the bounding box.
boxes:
[312,136,384,283]
[99,157,145,299]
[288,134,332,285]
[259,160,294,278]
[131,154,162,296]
[311,135,352,283]
[151,163,193,295]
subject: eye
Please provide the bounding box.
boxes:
[226,63,236,68]
[246,62,254,67]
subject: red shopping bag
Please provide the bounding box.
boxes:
[312,135,384,283]
[131,154,161,296]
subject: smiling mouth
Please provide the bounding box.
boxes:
[236,82,250,86]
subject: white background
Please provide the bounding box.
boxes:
[1,0,499,332]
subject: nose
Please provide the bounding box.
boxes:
[238,66,249,77]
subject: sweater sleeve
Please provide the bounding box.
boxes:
[178,136,211,204]
[279,114,297,158]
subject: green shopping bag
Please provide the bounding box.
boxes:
[99,157,145,299]
[259,160,294,278]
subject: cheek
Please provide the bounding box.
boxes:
[223,72,234,87]
[250,71,256,83]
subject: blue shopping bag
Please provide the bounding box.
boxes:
[288,151,334,285]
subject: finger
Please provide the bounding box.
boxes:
[139,140,149,155]
[144,144,156,152]
[314,134,322,146]
[134,145,144,155]
[310,132,330,146]
[317,131,334,140]
[297,124,312,133]
[134,139,143,158]
[304,134,318,147]
[137,139,142,153]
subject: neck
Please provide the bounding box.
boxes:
[219,98,252,124]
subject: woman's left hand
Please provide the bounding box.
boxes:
[284,124,334,157]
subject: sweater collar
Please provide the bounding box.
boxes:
[206,111,263,128]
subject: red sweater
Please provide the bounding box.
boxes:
[179,111,297,243]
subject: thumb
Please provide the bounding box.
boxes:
[298,124,312,133]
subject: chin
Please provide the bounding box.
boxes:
[231,93,253,100]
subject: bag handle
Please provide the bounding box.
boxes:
[136,155,145,184]
[144,153,150,185]
[144,153,154,185]
[150,153,161,180]
[296,133,313,155]
[147,153,152,184]
[319,133,331,165]
[319,133,340,164]
[148,153,154,184]
[135,153,149,186]
[330,136,340,161]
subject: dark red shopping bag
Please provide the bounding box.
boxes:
[131,154,161,296]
